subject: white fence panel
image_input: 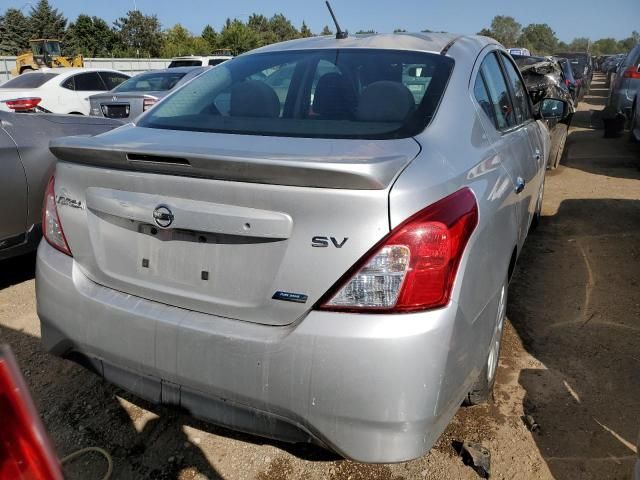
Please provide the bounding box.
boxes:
[0,56,171,83]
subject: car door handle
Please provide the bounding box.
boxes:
[515,177,525,194]
[534,149,541,161]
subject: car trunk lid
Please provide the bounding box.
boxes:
[50,126,420,326]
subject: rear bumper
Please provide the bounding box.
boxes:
[36,241,481,463]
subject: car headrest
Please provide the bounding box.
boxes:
[355,81,415,122]
[230,80,280,118]
[312,72,356,119]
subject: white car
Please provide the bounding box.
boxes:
[0,68,130,115]
[168,54,233,68]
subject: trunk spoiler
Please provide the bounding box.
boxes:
[50,126,421,190]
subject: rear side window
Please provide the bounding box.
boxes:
[139,49,455,139]
[73,72,107,91]
[61,76,75,90]
[99,72,130,90]
[499,53,532,123]
[479,53,516,130]
[0,73,58,88]
[208,59,228,66]
[474,74,498,126]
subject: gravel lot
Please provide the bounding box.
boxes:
[1,73,638,480]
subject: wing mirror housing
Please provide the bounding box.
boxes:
[537,98,569,121]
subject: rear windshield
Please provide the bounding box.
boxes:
[168,60,202,68]
[139,49,454,139]
[113,72,187,92]
[208,59,229,66]
[0,72,59,88]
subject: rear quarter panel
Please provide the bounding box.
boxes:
[389,39,519,410]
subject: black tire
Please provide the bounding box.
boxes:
[20,66,34,74]
[464,281,507,406]
[551,125,568,169]
[529,179,545,231]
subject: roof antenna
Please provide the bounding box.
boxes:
[325,1,348,39]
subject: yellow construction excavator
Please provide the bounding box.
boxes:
[12,39,84,75]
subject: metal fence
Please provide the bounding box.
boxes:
[0,57,171,82]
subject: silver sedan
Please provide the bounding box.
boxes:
[89,66,210,120]
[37,32,566,463]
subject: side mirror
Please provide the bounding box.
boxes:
[540,98,568,121]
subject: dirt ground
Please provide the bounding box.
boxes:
[1,73,638,480]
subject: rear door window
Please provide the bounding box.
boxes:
[479,53,516,130]
[474,73,498,127]
[99,72,130,90]
[73,72,107,91]
[499,53,532,124]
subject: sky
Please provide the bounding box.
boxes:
[2,0,639,43]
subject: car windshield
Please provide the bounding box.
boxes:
[139,49,454,139]
[0,72,59,88]
[113,72,187,92]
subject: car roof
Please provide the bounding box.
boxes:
[247,32,485,55]
[133,66,207,75]
[32,67,128,78]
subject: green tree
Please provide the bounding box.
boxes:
[355,29,376,34]
[488,15,521,46]
[320,25,333,36]
[300,21,312,38]
[618,31,640,52]
[568,37,590,52]
[394,28,407,33]
[477,28,493,37]
[247,14,277,45]
[220,18,259,55]
[162,23,193,57]
[201,24,218,50]
[592,37,619,55]
[28,0,67,39]
[518,23,558,55]
[64,15,114,57]
[113,10,163,57]
[269,13,298,42]
[0,8,31,55]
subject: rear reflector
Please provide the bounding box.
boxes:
[623,65,640,79]
[3,97,41,111]
[42,177,72,256]
[143,97,157,111]
[0,345,63,480]
[317,187,478,313]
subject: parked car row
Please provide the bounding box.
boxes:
[607,43,640,126]
[512,54,575,169]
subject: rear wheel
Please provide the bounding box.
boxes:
[464,280,507,406]
[19,66,34,74]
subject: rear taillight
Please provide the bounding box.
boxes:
[3,97,41,112]
[0,345,63,480]
[143,97,157,111]
[317,188,478,313]
[623,65,640,79]
[42,177,72,256]
[565,79,570,87]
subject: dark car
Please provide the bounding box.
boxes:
[513,55,575,169]
[554,52,593,95]
[556,57,581,105]
[0,112,122,260]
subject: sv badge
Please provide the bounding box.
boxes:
[311,236,348,248]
